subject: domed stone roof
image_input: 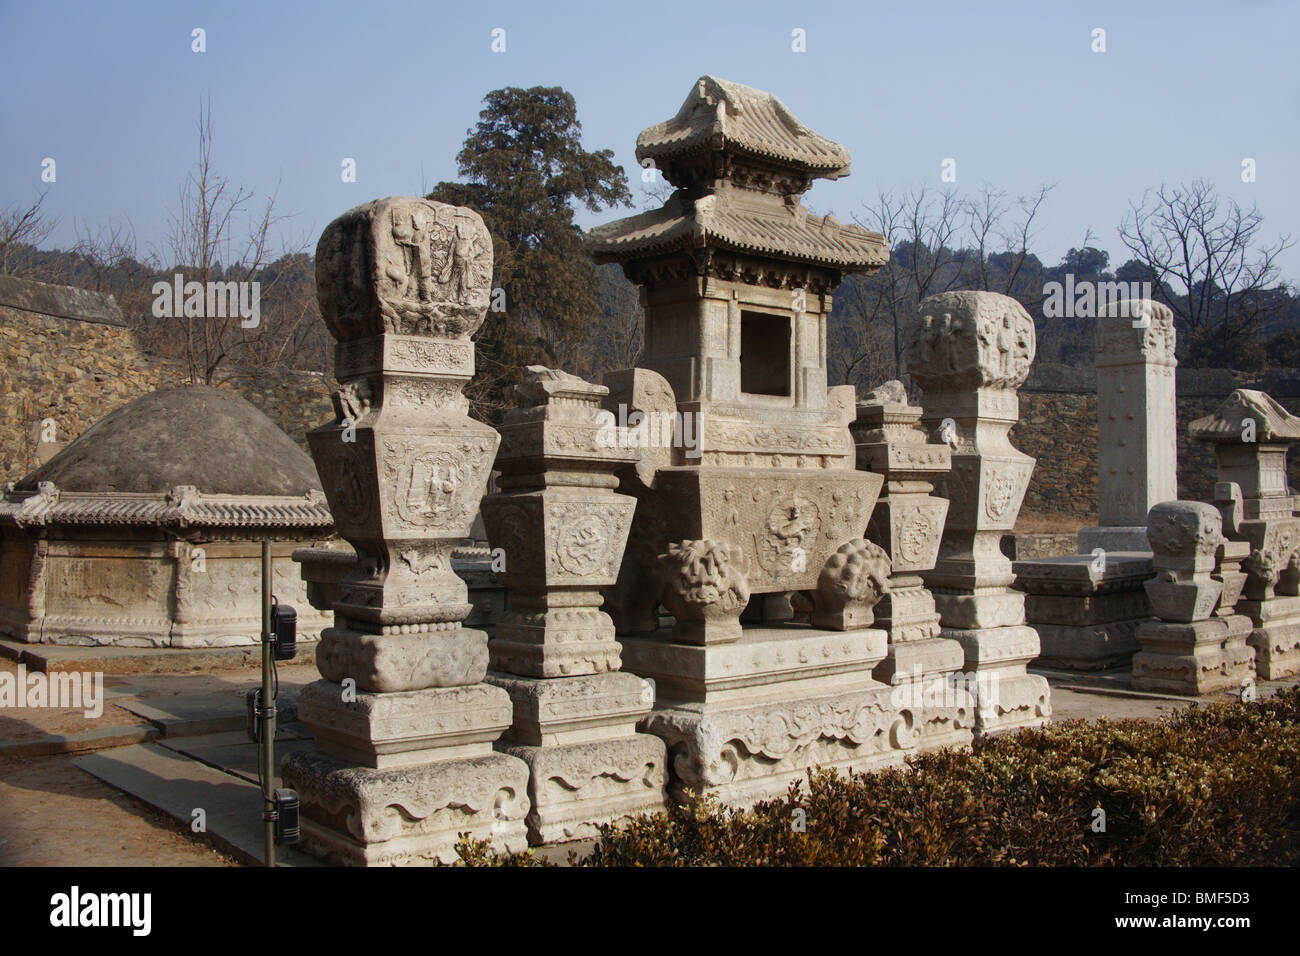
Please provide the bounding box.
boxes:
[16,386,323,496]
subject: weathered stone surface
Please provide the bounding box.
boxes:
[14,386,323,497]
[296,680,513,769]
[1132,615,1256,695]
[620,625,887,704]
[316,625,489,692]
[1014,552,1154,670]
[903,290,1050,734]
[1133,501,1256,693]
[487,671,654,747]
[852,387,968,747]
[482,365,665,841]
[502,735,666,844]
[290,196,528,865]
[643,679,970,806]
[1077,299,1177,552]
[280,748,529,866]
[1192,390,1300,679]
[0,387,336,648]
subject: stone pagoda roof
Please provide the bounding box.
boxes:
[1,386,333,533]
[635,76,852,179]
[587,76,886,274]
[586,190,887,270]
[1190,389,1300,444]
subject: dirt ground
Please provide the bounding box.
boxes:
[0,658,321,866]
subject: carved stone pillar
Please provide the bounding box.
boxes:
[852,381,972,750]
[902,291,1051,735]
[1078,300,1178,552]
[480,367,666,843]
[282,197,529,865]
[1191,390,1300,679]
[1132,501,1255,694]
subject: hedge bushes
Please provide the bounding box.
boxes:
[456,686,1300,866]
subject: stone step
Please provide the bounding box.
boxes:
[1,639,316,675]
[0,723,159,758]
[158,730,316,786]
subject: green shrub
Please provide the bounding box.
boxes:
[455,686,1300,866]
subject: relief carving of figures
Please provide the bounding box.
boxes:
[755,493,821,575]
[902,291,1036,392]
[315,197,493,343]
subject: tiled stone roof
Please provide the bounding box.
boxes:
[636,76,851,177]
[586,189,887,269]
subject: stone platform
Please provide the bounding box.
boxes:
[1013,552,1155,671]
[620,624,972,805]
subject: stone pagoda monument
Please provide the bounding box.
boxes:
[282,197,529,865]
[901,291,1050,734]
[584,76,908,804]
[1191,389,1300,680]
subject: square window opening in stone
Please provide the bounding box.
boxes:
[740,311,791,397]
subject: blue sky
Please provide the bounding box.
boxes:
[2,0,1297,277]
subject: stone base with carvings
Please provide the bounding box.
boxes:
[283,679,530,865]
[499,736,665,844]
[485,671,666,843]
[1132,614,1256,695]
[280,748,529,866]
[872,637,973,752]
[1236,597,1300,681]
[943,625,1051,735]
[1013,553,1155,671]
[620,625,972,805]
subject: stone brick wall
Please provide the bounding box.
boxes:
[0,276,334,485]
[1014,362,1300,522]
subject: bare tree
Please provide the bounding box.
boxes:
[843,185,968,382]
[967,182,1054,303]
[1119,178,1293,366]
[0,193,59,278]
[838,182,1055,387]
[159,97,298,383]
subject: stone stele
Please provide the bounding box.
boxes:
[1077,298,1178,553]
[281,197,529,865]
[902,290,1051,734]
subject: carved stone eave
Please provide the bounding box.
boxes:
[633,76,853,191]
[1190,388,1300,445]
[0,483,334,535]
[585,190,887,278]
